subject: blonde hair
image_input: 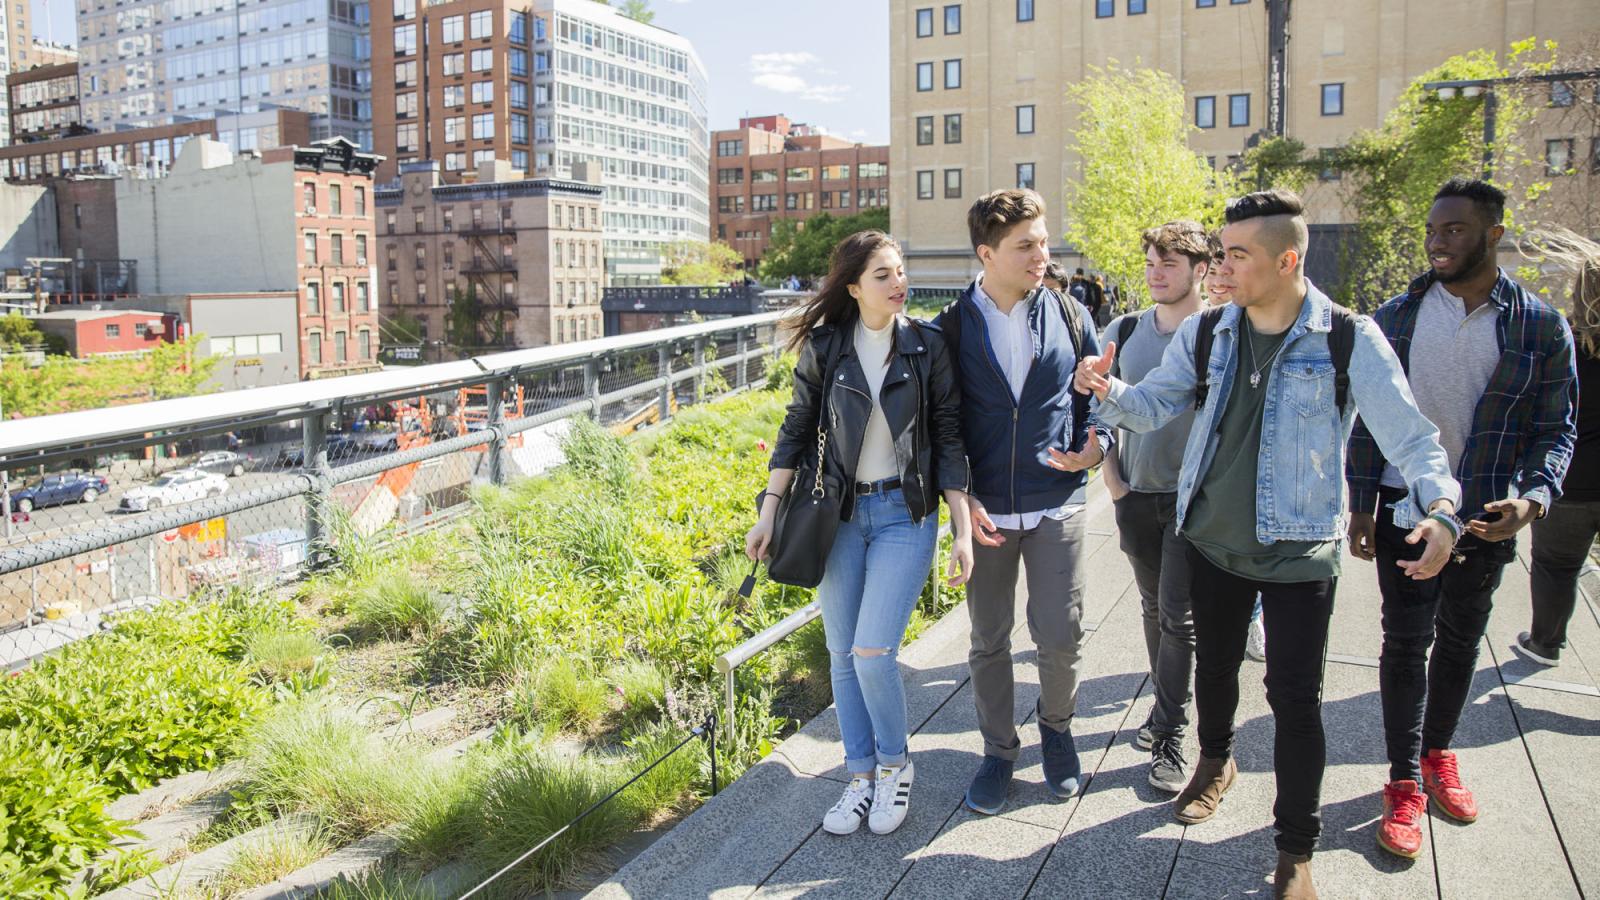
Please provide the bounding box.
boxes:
[1523,227,1600,359]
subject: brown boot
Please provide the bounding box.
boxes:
[1273,851,1316,899]
[1174,753,1237,824]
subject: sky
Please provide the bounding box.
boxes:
[39,0,893,145]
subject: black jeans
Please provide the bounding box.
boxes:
[1187,542,1334,857]
[1529,498,1600,650]
[1375,487,1515,783]
[1114,490,1194,739]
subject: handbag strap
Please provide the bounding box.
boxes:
[810,325,848,498]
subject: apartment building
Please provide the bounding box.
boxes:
[0,108,312,181]
[371,0,708,285]
[890,0,1599,289]
[116,135,384,379]
[74,0,371,148]
[374,159,603,359]
[710,114,889,272]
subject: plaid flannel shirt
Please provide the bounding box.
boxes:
[1346,269,1578,521]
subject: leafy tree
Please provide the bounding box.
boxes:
[617,0,654,24]
[757,208,891,282]
[1062,63,1232,310]
[383,308,423,344]
[0,313,66,354]
[0,335,217,419]
[1238,136,1319,194]
[1328,40,1553,310]
[659,240,742,286]
[447,283,485,351]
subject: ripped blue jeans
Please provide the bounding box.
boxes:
[817,485,938,773]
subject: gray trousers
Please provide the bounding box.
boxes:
[1112,490,1195,739]
[966,511,1087,761]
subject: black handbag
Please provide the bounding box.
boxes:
[766,329,847,588]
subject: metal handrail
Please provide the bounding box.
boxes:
[715,597,820,753]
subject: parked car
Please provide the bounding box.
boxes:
[275,436,361,469]
[119,469,229,511]
[9,472,110,512]
[190,450,255,477]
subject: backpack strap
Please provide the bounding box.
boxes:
[938,299,963,354]
[1191,305,1228,410]
[1050,289,1085,362]
[1109,311,1140,380]
[1328,305,1357,415]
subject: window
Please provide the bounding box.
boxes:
[414,245,426,269]
[444,152,465,171]
[1321,83,1343,116]
[470,49,492,71]
[1546,138,1574,175]
[1017,162,1035,190]
[415,210,425,231]
[944,113,961,144]
[510,11,527,43]
[443,85,464,107]
[858,162,888,178]
[472,113,494,140]
[441,14,462,42]
[393,24,416,55]
[396,123,418,151]
[304,232,318,264]
[944,59,961,89]
[917,170,934,200]
[511,114,529,144]
[917,116,934,145]
[752,168,778,183]
[944,168,962,199]
[943,4,959,33]
[1195,95,1216,128]
[752,194,778,211]
[717,167,744,184]
[359,330,371,360]
[509,50,528,76]
[1017,104,1035,134]
[306,282,321,313]
[1095,0,1112,16]
[386,211,396,235]
[1197,0,1215,5]
[356,234,368,262]
[309,333,322,365]
[443,53,464,76]
[717,139,744,156]
[718,195,745,213]
[303,183,316,211]
[1228,93,1250,127]
[472,81,493,104]
[387,246,398,271]
[1231,0,1248,4]
[916,7,933,36]
[1317,148,1341,182]
[394,91,417,118]
[329,185,342,216]
[355,187,366,217]
[416,282,428,306]
[335,331,348,364]
[474,149,495,167]
[785,192,816,211]
[332,281,346,313]
[1017,0,1033,21]
[786,166,814,180]
[1550,81,1575,108]
[916,62,933,92]
[444,243,455,267]
[510,81,528,109]
[392,0,413,19]
[1129,0,1146,12]
[469,9,492,38]
[330,234,344,265]
[105,323,121,339]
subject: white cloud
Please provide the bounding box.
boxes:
[748,52,851,104]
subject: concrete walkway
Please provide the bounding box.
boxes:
[593,482,1600,899]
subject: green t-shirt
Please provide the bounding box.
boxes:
[1184,314,1340,583]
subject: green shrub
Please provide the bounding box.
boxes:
[509,657,612,735]
[346,568,448,639]
[0,636,266,793]
[80,847,163,895]
[559,415,637,499]
[763,351,797,394]
[0,730,131,899]
[619,720,702,817]
[320,869,441,900]
[205,824,335,896]
[246,628,328,681]
[605,659,669,720]
[110,587,307,661]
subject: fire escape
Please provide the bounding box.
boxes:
[458,207,518,347]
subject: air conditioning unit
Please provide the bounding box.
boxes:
[357,256,368,265]
[304,205,316,215]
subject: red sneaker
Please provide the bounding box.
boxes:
[1420,749,1478,823]
[1377,780,1428,858]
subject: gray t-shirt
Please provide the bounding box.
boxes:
[1379,280,1500,490]
[1103,309,1195,493]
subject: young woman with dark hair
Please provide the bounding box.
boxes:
[747,230,974,837]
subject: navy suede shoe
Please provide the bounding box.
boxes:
[1040,720,1081,798]
[964,755,1014,815]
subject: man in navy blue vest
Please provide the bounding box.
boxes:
[933,189,1110,814]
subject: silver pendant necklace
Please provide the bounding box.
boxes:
[1246,323,1289,389]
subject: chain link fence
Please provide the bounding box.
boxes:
[0,313,787,669]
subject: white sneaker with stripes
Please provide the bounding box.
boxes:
[822,776,874,835]
[868,760,915,835]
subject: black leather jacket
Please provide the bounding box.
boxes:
[770,316,970,523]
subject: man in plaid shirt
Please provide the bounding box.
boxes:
[1346,178,1578,862]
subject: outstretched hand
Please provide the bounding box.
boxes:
[1073,341,1117,399]
[1047,426,1105,472]
[1397,517,1456,580]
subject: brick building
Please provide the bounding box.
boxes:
[29,308,179,357]
[0,108,312,182]
[115,135,384,380]
[710,115,889,273]
[375,159,603,360]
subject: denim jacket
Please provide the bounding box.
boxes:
[1094,284,1461,542]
